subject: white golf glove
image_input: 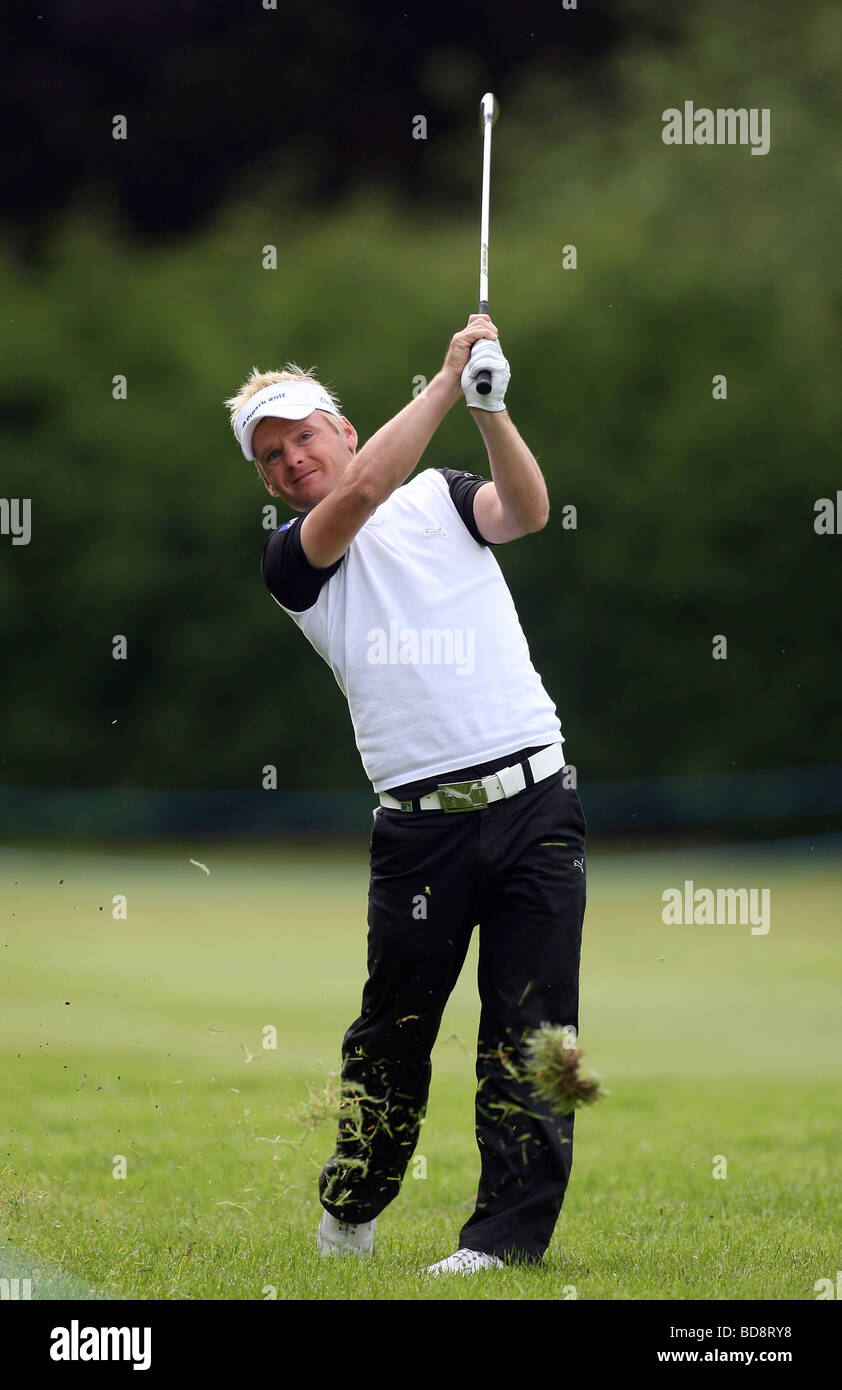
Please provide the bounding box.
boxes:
[461,338,510,412]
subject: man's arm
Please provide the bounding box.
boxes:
[470,409,550,543]
[299,316,496,568]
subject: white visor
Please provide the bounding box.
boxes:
[233,381,341,460]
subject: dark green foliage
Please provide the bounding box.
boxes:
[1,0,838,791]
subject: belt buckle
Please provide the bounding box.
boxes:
[437,777,488,813]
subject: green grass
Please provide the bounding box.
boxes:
[0,835,839,1300]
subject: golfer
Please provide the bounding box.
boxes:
[225,316,587,1274]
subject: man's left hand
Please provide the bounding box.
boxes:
[461,338,511,412]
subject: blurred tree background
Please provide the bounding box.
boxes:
[1,0,839,808]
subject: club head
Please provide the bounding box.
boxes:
[479,92,499,133]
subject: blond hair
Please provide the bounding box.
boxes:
[224,364,344,474]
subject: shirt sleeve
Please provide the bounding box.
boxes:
[260,517,343,612]
[436,468,496,547]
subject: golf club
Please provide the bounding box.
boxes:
[473,91,499,395]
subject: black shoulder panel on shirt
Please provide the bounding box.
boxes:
[260,516,343,612]
[436,468,496,547]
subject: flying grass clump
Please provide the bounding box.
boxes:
[282,1072,376,1139]
[280,1072,389,1198]
[281,1071,344,1140]
[518,1024,607,1115]
[281,1072,388,1155]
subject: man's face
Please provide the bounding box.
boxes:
[252,411,358,512]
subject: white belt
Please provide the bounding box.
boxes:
[378,743,565,813]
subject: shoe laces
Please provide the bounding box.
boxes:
[453,1248,489,1269]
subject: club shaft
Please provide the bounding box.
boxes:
[479,115,492,308]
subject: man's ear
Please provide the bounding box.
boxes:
[341,416,358,454]
[256,464,279,497]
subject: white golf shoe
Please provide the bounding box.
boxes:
[426,1248,505,1275]
[317,1208,376,1257]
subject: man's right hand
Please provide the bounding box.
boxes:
[440,314,500,392]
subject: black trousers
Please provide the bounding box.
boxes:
[318,765,587,1263]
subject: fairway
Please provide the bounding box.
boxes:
[1,835,839,1301]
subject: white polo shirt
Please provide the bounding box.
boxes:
[260,467,563,791]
